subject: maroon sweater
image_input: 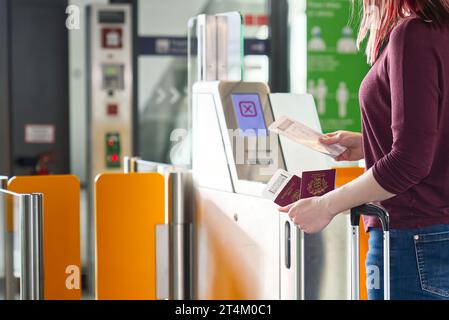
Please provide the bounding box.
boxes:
[360,17,449,229]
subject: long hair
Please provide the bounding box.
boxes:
[356,0,449,64]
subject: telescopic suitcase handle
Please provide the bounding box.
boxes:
[350,204,390,300]
[350,204,390,231]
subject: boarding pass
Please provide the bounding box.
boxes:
[269,116,347,158]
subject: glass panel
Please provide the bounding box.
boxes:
[206,0,269,82]
[187,15,198,141]
[0,188,22,300]
[217,12,244,81]
[137,0,192,166]
[137,0,268,167]
[185,12,244,167]
[188,12,244,84]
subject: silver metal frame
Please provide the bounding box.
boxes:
[168,171,193,300]
[1,176,15,300]
[1,178,44,300]
[383,231,390,300]
[350,205,390,301]
[351,225,360,300]
[19,193,44,300]
[123,156,140,173]
[0,176,7,189]
[156,224,169,300]
[123,157,172,174]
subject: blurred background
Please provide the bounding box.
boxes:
[1,0,369,182]
[0,0,369,299]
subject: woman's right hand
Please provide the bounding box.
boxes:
[319,131,364,162]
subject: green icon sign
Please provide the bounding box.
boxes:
[307,0,369,133]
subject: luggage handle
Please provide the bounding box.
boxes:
[350,204,390,300]
[350,204,390,231]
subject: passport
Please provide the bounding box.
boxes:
[300,169,336,199]
[273,175,302,207]
[263,169,336,207]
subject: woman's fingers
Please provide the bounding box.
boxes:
[289,210,297,221]
[278,203,294,212]
[320,131,338,139]
[319,132,342,145]
[335,150,351,162]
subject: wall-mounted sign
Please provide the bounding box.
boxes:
[25,124,55,144]
[307,0,369,133]
[138,37,270,56]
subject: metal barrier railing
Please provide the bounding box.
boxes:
[0,176,44,300]
[123,157,194,300]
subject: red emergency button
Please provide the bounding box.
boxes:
[111,154,119,162]
[107,104,118,116]
[102,28,123,49]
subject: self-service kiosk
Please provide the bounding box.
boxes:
[87,4,133,180]
[86,4,133,292]
[192,81,351,300]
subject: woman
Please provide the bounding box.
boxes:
[279,0,449,300]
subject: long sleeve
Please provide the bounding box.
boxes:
[372,20,441,195]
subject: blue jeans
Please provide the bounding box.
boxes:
[366,224,449,300]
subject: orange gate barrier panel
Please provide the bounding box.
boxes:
[335,167,368,300]
[95,172,165,300]
[8,175,81,300]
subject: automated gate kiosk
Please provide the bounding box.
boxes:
[193,81,351,300]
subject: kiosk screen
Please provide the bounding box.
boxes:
[231,93,267,136]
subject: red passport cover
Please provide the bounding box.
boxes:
[300,169,336,199]
[274,175,302,207]
[274,169,336,206]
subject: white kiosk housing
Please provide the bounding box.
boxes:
[192,81,351,300]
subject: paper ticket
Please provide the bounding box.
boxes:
[269,116,347,158]
[262,169,294,201]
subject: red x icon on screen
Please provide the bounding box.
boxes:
[239,101,257,117]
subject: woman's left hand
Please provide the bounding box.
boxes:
[278,197,336,234]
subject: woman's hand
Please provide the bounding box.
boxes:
[319,131,364,162]
[278,197,336,234]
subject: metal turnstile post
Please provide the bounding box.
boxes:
[123,159,194,300]
[168,171,193,300]
[0,177,14,299]
[124,156,140,174]
[20,193,44,300]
